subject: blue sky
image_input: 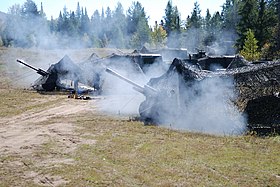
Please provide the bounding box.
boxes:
[0,0,225,25]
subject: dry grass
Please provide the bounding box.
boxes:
[52,114,279,186]
[0,89,64,117]
[0,88,279,186]
[0,47,279,186]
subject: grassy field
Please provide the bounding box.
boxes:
[0,47,280,186]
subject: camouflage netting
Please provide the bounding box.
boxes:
[33,55,81,91]
[143,58,280,131]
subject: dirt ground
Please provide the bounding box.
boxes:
[0,95,97,186]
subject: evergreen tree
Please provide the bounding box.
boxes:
[101,7,105,23]
[184,1,204,51]
[255,0,277,48]
[111,2,127,48]
[76,2,81,19]
[127,1,151,48]
[104,7,113,40]
[164,0,173,34]
[91,10,102,47]
[236,0,258,50]
[205,9,211,31]
[203,10,223,46]
[56,11,63,32]
[130,15,151,48]
[39,2,46,18]
[163,1,181,47]
[68,11,78,36]
[188,1,202,29]
[4,0,49,47]
[209,11,223,41]
[221,0,240,31]
[163,0,181,35]
[276,0,280,52]
[203,9,213,45]
[113,2,127,34]
[173,6,181,33]
[50,16,56,33]
[127,1,147,34]
[240,29,260,61]
[265,0,280,58]
[21,0,39,19]
[80,7,90,34]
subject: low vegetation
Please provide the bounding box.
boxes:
[0,47,279,186]
[0,89,279,186]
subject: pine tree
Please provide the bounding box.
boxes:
[163,0,173,35]
[91,10,101,34]
[184,1,204,51]
[127,2,146,34]
[127,1,151,48]
[163,0,181,35]
[68,11,78,36]
[111,2,127,48]
[56,11,63,32]
[50,16,56,33]
[203,10,223,46]
[21,0,39,19]
[203,9,213,46]
[276,0,280,52]
[240,29,260,61]
[39,2,46,18]
[236,0,258,50]
[104,7,112,39]
[255,0,277,49]
[188,1,202,29]
[76,2,81,19]
[221,0,239,31]
[205,9,211,31]
[265,0,280,58]
[80,7,90,34]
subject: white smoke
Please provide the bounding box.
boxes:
[155,73,247,135]
[96,60,146,116]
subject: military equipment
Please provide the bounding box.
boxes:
[17,59,49,76]
[107,56,280,134]
[183,49,248,70]
[145,58,279,131]
[105,68,157,95]
[17,55,82,91]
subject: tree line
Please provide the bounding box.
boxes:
[0,0,280,60]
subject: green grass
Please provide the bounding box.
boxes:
[0,47,279,186]
[31,114,279,186]
[0,89,65,117]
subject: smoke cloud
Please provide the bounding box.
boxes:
[138,71,247,135]
[173,76,246,135]
[97,61,146,116]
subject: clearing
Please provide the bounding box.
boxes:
[0,47,279,186]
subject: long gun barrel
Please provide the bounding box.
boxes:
[105,68,157,95]
[17,59,49,76]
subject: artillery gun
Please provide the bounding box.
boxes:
[106,58,280,134]
[17,56,82,92]
[17,59,49,76]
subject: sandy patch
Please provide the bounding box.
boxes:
[0,99,97,186]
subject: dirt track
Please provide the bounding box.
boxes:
[0,98,96,186]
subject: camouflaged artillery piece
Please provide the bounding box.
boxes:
[17,55,82,92]
[107,56,280,133]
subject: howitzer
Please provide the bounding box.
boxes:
[17,59,49,76]
[105,67,157,95]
